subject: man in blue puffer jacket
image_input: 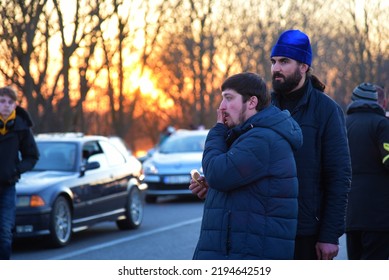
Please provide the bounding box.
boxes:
[192,72,302,260]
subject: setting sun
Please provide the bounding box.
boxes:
[127,68,174,109]
[139,75,155,96]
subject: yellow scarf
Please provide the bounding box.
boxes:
[0,110,16,135]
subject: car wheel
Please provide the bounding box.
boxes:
[116,187,143,230]
[145,195,157,203]
[48,196,72,247]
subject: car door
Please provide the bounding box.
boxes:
[96,140,129,213]
[71,140,130,223]
[71,141,112,221]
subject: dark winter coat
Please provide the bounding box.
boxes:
[346,100,389,231]
[272,79,352,245]
[0,106,39,186]
[193,105,302,260]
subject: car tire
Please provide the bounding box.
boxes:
[48,196,72,247]
[116,187,143,230]
[145,195,157,203]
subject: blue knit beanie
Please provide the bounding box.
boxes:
[352,83,378,101]
[271,30,312,66]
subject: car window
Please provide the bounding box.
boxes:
[99,140,126,166]
[108,136,131,155]
[159,134,206,153]
[34,142,77,171]
[82,141,103,162]
[87,153,109,169]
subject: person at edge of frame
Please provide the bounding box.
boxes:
[0,86,39,260]
[345,83,389,260]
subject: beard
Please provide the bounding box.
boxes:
[272,68,302,94]
[225,102,247,128]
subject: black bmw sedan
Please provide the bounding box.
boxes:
[15,133,147,247]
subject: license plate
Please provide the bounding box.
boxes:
[163,175,190,184]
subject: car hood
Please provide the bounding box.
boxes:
[152,152,202,164]
[147,152,203,173]
[16,171,76,194]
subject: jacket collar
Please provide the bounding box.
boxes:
[346,100,386,116]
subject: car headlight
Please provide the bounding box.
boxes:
[17,195,46,207]
[143,162,159,174]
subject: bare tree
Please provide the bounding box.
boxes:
[50,0,108,131]
[1,0,387,154]
[98,0,171,150]
[148,0,227,129]
[0,0,49,131]
[0,0,111,132]
[310,0,389,108]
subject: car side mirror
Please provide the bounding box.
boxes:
[85,161,100,171]
[80,161,100,177]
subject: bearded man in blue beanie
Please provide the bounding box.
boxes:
[270,30,352,260]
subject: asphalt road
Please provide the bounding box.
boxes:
[12,196,204,260]
[12,195,348,260]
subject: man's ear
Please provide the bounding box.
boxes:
[248,96,258,110]
[300,63,309,74]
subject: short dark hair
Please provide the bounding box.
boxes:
[0,86,17,101]
[221,72,270,111]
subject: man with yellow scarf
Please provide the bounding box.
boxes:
[0,86,39,259]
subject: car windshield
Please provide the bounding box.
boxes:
[33,142,77,171]
[159,134,206,154]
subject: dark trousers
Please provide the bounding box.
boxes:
[346,231,389,260]
[0,185,16,260]
[294,235,318,260]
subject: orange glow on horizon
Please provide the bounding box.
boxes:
[128,68,174,109]
[82,66,174,113]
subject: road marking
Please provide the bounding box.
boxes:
[48,217,202,260]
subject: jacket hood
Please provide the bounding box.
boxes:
[346,100,385,116]
[229,105,302,151]
[14,106,34,129]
